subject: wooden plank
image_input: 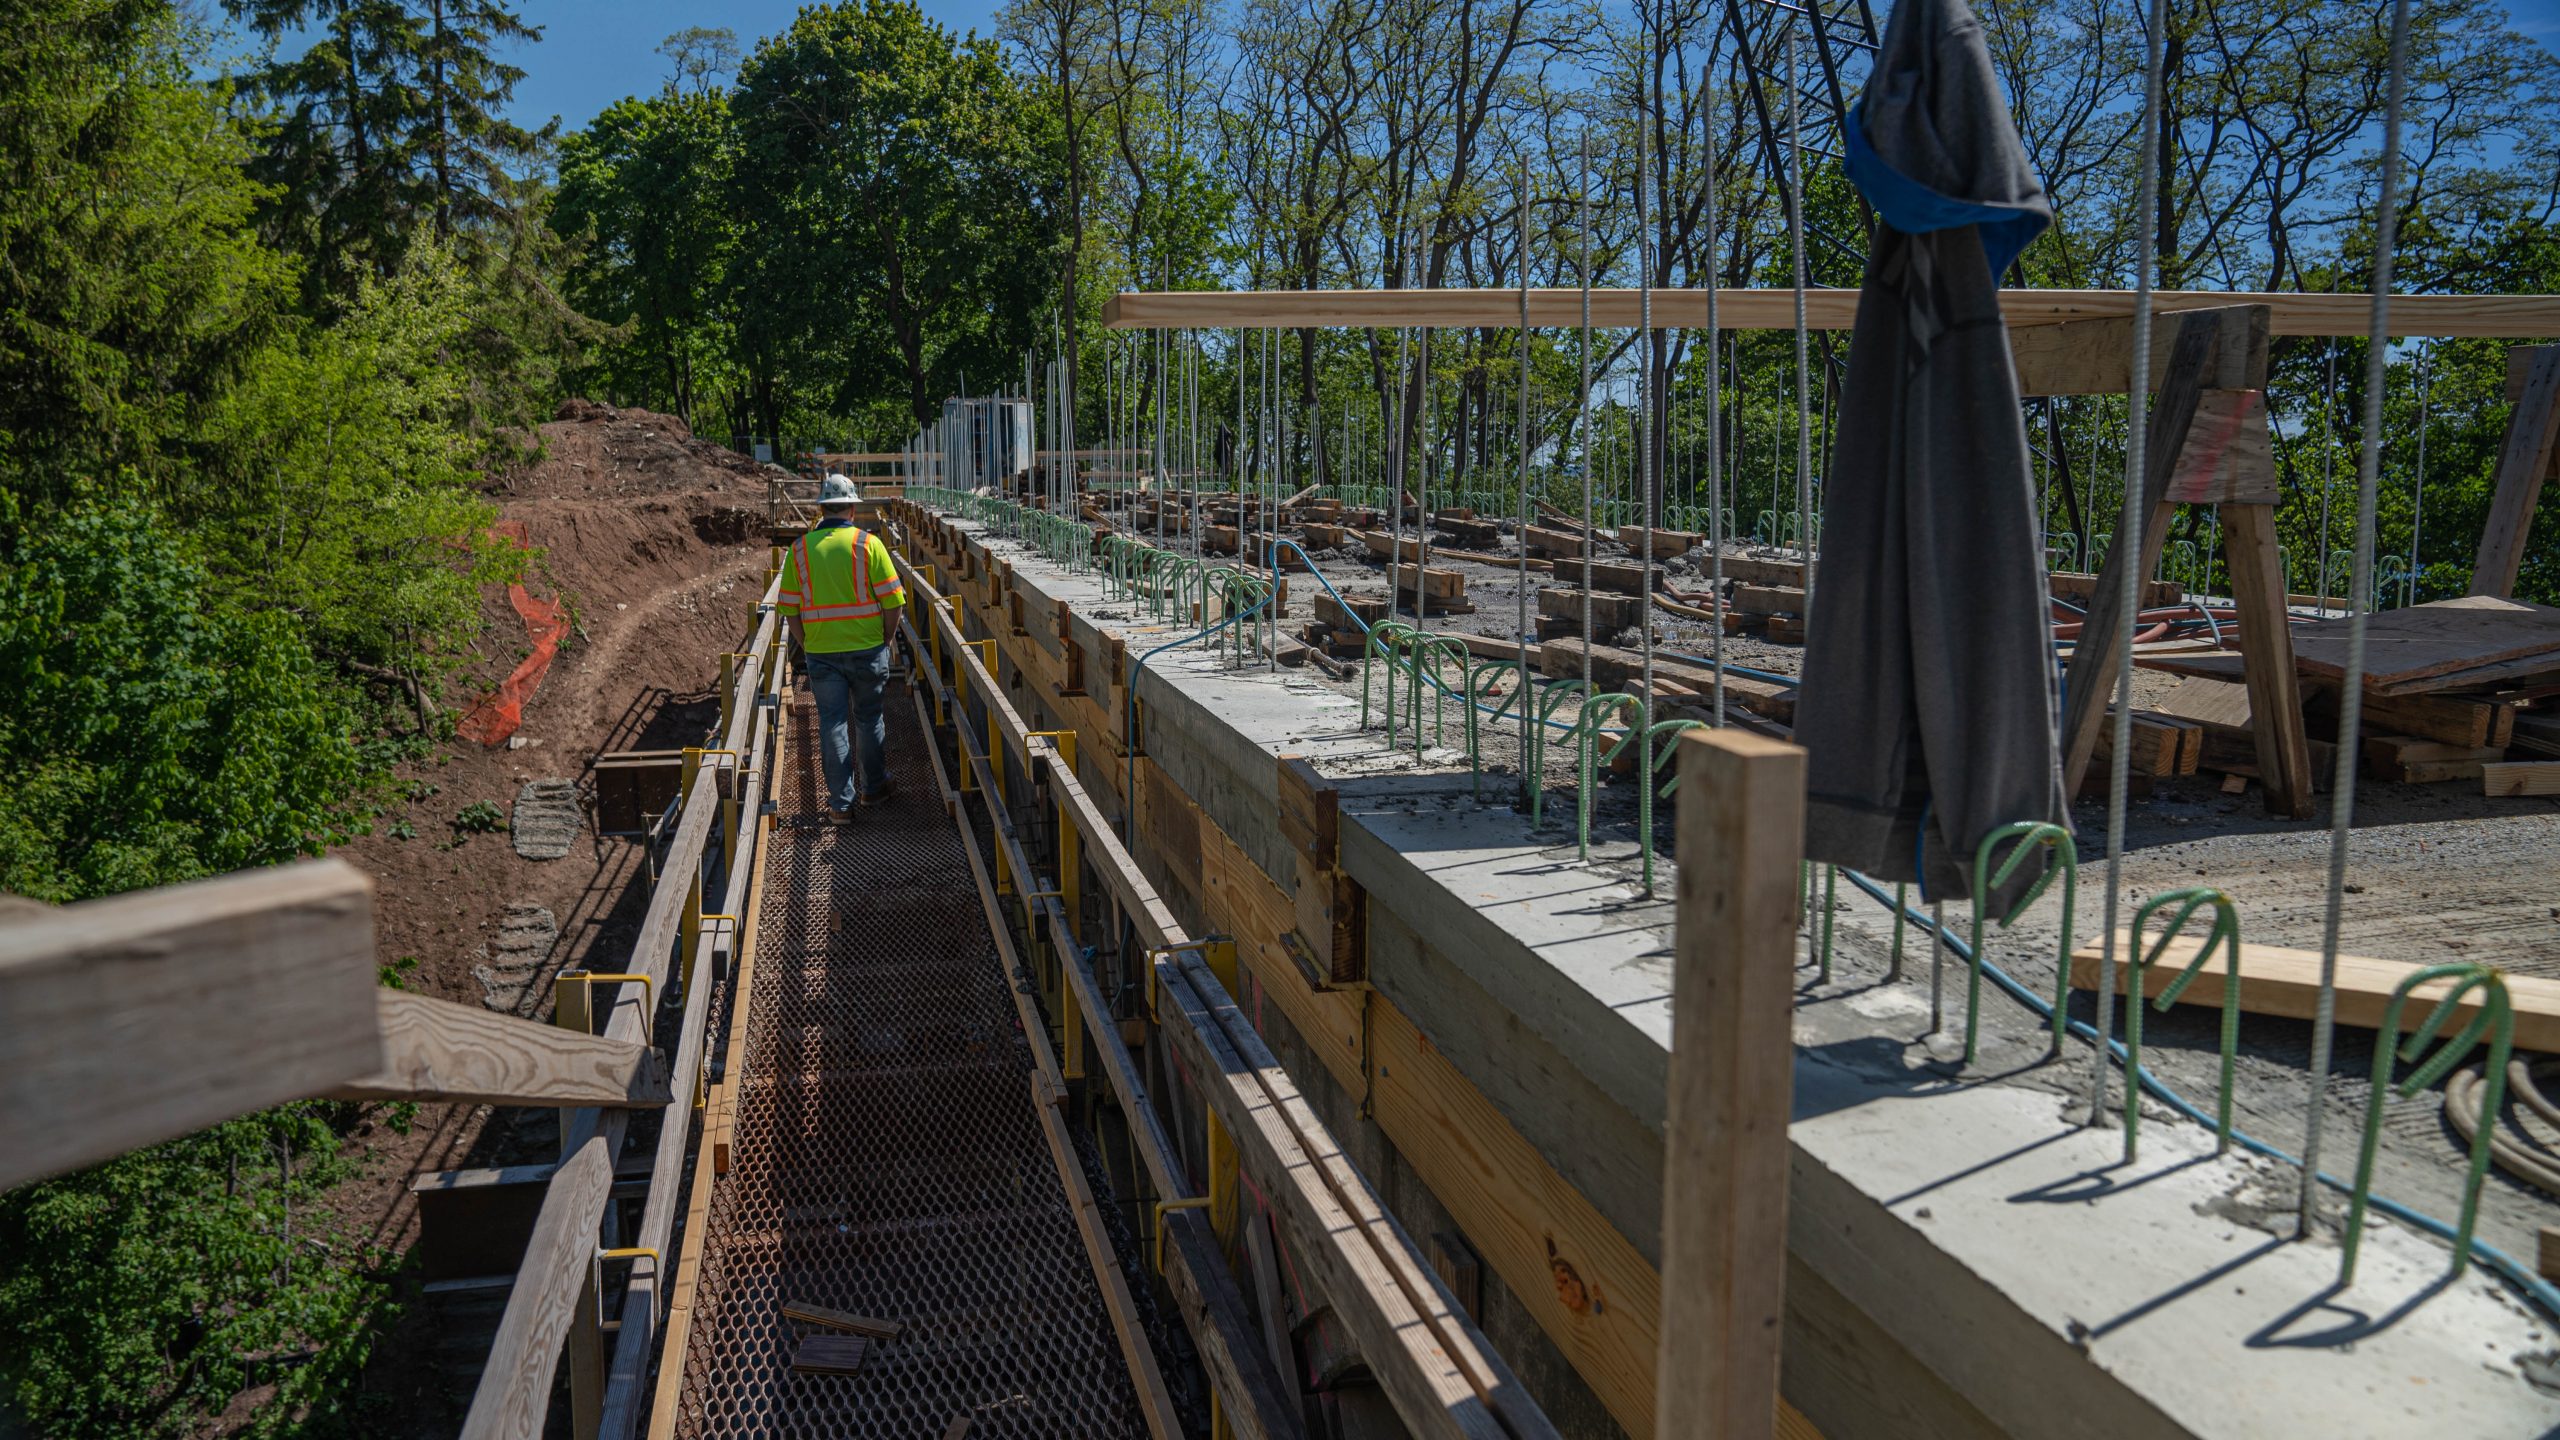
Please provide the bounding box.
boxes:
[461,1138,616,1440]
[2485,761,2560,797]
[2046,571,2180,609]
[2284,596,2560,690]
[330,990,672,1110]
[2475,345,2560,597]
[2146,659,2516,748]
[789,1335,870,1376]
[1732,584,1805,617]
[2005,306,2266,397]
[782,1300,905,1340]
[0,858,381,1191]
[1658,731,1803,1440]
[1618,526,1701,556]
[2059,311,2226,799]
[1103,287,2560,337]
[2070,933,2560,1055]
[1154,955,1546,1440]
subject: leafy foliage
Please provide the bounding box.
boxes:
[0,1107,392,1439]
[0,500,370,904]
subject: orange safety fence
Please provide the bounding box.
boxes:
[456,521,568,747]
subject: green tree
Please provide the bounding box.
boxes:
[196,235,527,706]
[0,0,293,507]
[226,0,549,306]
[554,90,741,426]
[730,0,1062,432]
[0,498,369,905]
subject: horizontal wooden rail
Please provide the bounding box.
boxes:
[0,858,381,1191]
[1103,286,2560,337]
[330,990,671,1109]
[462,585,784,1440]
[896,545,1557,1440]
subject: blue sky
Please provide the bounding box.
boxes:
[502,0,1008,131]
[492,0,2560,136]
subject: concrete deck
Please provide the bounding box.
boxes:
[921,512,2560,1440]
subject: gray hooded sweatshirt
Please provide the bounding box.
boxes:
[1793,0,2066,908]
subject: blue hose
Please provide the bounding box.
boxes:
[1835,867,2560,1320]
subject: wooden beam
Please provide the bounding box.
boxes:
[329,990,672,1109]
[1104,287,2560,337]
[0,858,380,1191]
[1658,731,1804,1440]
[2473,344,2560,597]
[2060,312,2225,801]
[460,1138,617,1440]
[1155,954,1555,1439]
[2069,933,2560,1054]
[2007,306,2266,397]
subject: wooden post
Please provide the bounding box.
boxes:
[2220,505,2317,816]
[1656,729,1803,1440]
[2473,344,2560,597]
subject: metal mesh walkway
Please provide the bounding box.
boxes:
[672,680,1148,1440]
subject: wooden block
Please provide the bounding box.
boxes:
[1202,524,1240,554]
[2220,772,2249,795]
[1616,525,1701,557]
[1538,586,1644,633]
[2361,733,2505,772]
[1302,522,1351,549]
[1,859,382,1191]
[2071,932,2560,1054]
[1385,562,1465,600]
[1276,756,1339,866]
[331,990,673,1110]
[790,1334,869,1376]
[1523,524,1588,557]
[782,1300,905,1340]
[2541,1225,2560,1283]
[1765,614,1805,645]
[1435,515,1504,549]
[1314,590,1390,629]
[1536,615,1583,641]
[1707,555,1805,588]
[2483,761,2560,797]
[1732,583,1804,617]
[1583,558,1662,595]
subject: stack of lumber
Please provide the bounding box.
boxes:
[1435,515,1504,548]
[2091,708,2202,778]
[2152,677,2336,790]
[1534,638,1798,728]
[1384,562,1470,611]
[1358,529,1424,563]
[1535,586,1645,640]
[1719,583,1808,644]
[1295,601,1380,657]
[2142,597,2560,791]
[1301,521,1352,549]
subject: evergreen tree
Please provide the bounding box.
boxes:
[226,0,547,306]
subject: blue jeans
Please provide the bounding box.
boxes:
[807,644,891,809]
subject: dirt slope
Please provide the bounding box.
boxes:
[313,402,786,1431]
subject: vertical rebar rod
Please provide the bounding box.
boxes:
[2409,345,2431,606]
[2092,0,2175,1128]
[1706,45,1727,728]
[1519,163,1535,808]
[2301,0,2414,1236]
[1789,28,1814,599]
[1578,132,1595,763]
[1638,42,1658,889]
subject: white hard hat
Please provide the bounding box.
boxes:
[818,474,859,506]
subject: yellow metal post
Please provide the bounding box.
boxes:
[718,653,737,734]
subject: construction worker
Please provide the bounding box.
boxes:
[777,475,906,819]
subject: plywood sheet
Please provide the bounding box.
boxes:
[2287,596,2560,691]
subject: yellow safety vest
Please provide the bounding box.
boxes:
[778,523,905,653]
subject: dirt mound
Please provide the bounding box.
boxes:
[494,398,779,502]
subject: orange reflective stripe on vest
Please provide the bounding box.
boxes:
[786,524,902,652]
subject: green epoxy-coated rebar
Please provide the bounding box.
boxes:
[1965,822,2079,1064]
[2120,888,2242,1161]
[2343,963,2513,1285]
[1602,717,1702,892]
[1525,680,1588,829]
[1568,693,1643,864]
